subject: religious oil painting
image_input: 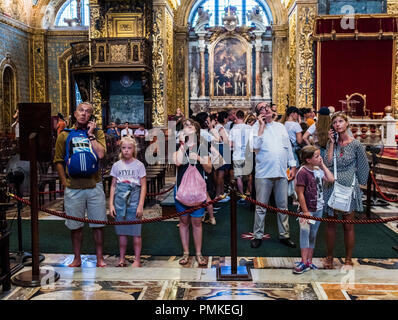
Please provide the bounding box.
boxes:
[210,37,250,98]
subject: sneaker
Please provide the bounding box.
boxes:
[308,263,318,270]
[218,195,230,203]
[293,262,310,274]
[237,198,246,205]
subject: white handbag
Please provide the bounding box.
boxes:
[327,148,356,212]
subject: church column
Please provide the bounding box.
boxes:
[254,32,263,99]
[387,0,398,118]
[295,0,317,109]
[31,32,48,103]
[152,0,173,127]
[288,6,297,109]
[89,0,104,126]
[174,26,189,116]
[198,32,206,99]
[272,25,289,114]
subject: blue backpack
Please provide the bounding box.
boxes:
[63,129,99,177]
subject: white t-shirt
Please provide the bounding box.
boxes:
[134,128,148,136]
[121,128,133,137]
[284,121,302,144]
[110,159,146,186]
[229,123,251,160]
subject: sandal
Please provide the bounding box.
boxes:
[116,262,127,267]
[324,256,334,269]
[179,253,190,265]
[344,258,354,266]
[195,254,208,267]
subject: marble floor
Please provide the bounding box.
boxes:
[2,180,398,301]
[2,254,398,301]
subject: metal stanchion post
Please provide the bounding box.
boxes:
[366,170,372,219]
[12,133,59,287]
[217,181,252,281]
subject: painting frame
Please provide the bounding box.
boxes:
[209,34,252,99]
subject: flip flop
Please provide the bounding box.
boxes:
[96,263,107,268]
[116,262,127,267]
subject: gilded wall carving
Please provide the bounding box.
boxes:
[288,10,297,107]
[92,75,103,128]
[89,4,105,39]
[297,5,316,109]
[0,0,32,26]
[165,9,175,116]
[152,8,165,127]
[274,35,289,113]
[32,34,47,102]
[174,30,188,116]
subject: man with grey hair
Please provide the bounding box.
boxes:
[54,102,107,267]
[250,102,297,249]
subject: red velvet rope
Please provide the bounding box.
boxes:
[370,171,398,203]
[240,194,398,224]
[37,184,176,197]
[7,192,223,225]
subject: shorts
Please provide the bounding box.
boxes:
[64,182,107,230]
[233,159,246,178]
[174,187,205,218]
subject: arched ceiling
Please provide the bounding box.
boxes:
[0,0,289,29]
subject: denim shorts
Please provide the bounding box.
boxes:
[64,182,107,230]
[174,187,205,218]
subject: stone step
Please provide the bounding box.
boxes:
[376,155,398,167]
[361,185,398,201]
[374,163,398,178]
[374,174,398,190]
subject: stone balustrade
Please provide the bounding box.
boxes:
[349,113,397,148]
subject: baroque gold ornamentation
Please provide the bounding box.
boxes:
[174,34,187,115]
[289,11,297,107]
[165,10,175,116]
[152,8,165,127]
[394,37,398,117]
[275,36,288,113]
[297,5,316,109]
[32,35,47,102]
[92,78,103,127]
[89,5,104,39]
[110,44,127,62]
[387,1,398,14]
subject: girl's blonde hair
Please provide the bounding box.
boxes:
[300,145,319,164]
[119,136,138,159]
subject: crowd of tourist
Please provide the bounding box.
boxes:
[51,101,369,273]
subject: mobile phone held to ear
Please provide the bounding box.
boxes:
[89,115,96,122]
[331,126,338,144]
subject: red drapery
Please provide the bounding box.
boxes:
[318,40,393,113]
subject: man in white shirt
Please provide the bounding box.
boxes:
[250,102,297,249]
[121,122,133,137]
[229,110,252,203]
[134,123,148,137]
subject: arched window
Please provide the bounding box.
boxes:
[190,0,272,27]
[55,0,90,27]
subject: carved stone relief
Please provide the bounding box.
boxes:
[152,8,165,127]
[297,5,316,109]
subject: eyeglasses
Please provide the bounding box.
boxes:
[258,104,271,112]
